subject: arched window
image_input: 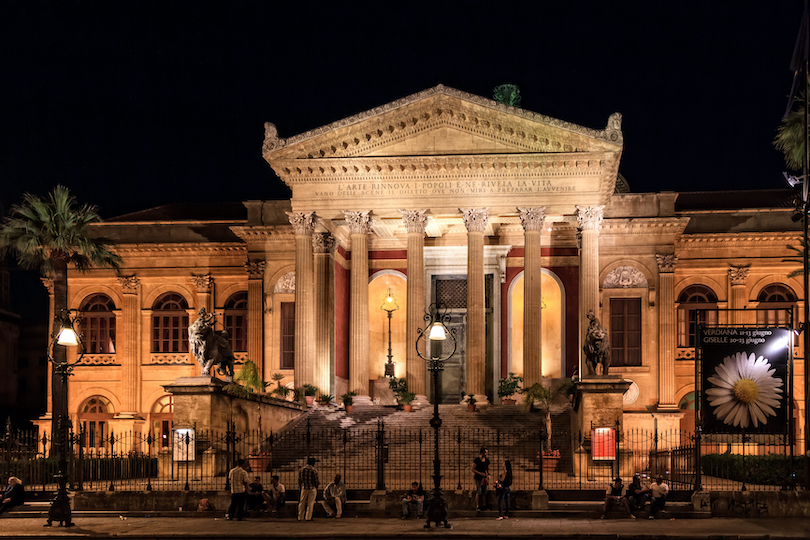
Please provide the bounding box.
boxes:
[677,285,718,347]
[151,395,174,449]
[756,284,797,327]
[152,293,189,353]
[224,292,248,352]
[78,396,114,450]
[80,294,116,354]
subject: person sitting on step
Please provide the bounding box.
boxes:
[601,477,635,520]
[401,481,425,519]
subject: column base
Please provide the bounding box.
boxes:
[461,394,489,405]
[352,395,373,406]
[413,395,430,408]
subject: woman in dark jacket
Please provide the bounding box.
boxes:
[0,476,25,515]
[495,460,512,520]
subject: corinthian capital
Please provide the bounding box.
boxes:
[312,232,335,253]
[518,207,546,232]
[286,211,315,235]
[460,208,489,233]
[399,209,428,234]
[245,260,266,279]
[729,266,750,286]
[656,254,678,273]
[343,210,372,234]
[191,274,213,293]
[117,275,140,295]
[576,206,604,231]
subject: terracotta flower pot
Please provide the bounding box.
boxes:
[467,404,476,412]
[305,396,314,406]
[501,398,516,405]
[345,405,354,413]
[403,404,413,412]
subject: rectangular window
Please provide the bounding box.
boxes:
[678,308,718,347]
[610,298,641,366]
[280,302,295,369]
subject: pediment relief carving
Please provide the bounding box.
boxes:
[273,153,614,182]
[263,85,622,163]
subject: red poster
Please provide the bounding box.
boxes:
[592,427,615,460]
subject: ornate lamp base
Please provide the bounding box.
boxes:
[423,494,450,529]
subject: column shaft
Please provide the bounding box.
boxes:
[288,212,316,388]
[313,234,335,396]
[467,230,486,397]
[349,232,369,395]
[523,229,543,386]
[121,294,140,413]
[406,231,426,395]
[246,262,265,378]
[656,255,677,408]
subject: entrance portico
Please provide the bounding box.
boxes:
[261,84,623,403]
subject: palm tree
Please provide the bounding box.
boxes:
[774,95,807,172]
[776,88,810,277]
[0,185,122,450]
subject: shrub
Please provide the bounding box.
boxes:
[700,453,802,486]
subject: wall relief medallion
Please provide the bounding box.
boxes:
[603,266,648,289]
[275,271,296,293]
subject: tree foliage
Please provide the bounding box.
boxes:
[0,185,122,275]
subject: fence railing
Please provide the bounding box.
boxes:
[1,422,804,493]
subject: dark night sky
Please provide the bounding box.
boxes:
[0,2,807,220]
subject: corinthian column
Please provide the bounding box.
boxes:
[656,255,678,408]
[118,276,141,416]
[400,209,428,400]
[576,206,604,356]
[462,208,489,404]
[729,266,750,326]
[313,233,335,397]
[519,207,546,388]
[245,261,266,378]
[344,210,372,401]
[287,211,316,388]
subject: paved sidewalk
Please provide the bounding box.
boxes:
[1,516,808,539]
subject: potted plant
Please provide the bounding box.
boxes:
[316,394,333,407]
[398,391,416,412]
[522,379,574,451]
[340,390,357,413]
[497,372,523,405]
[464,393,477,412]
[541,449,561,472]
[247,451,271,473]
[270,373,291,399]
[302,383,319,406]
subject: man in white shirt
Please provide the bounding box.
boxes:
[263,475,286,513]
[226,459,249,521]
[320,474,347,518]
[649,475,669,519]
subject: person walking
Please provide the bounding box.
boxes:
[471,447,490,512]
[226,459,249,521]
[297,457,319,521]
[495,460,512,520]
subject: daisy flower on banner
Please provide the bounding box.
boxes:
[705,352,783,429]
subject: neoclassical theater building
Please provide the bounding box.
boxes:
[34,85,806,446]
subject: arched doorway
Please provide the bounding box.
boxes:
[368,272,407,380]
[150,395,174,449]
[78,396,114,453]
[509,270,564,379]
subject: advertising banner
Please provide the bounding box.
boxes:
[699,327,789,434]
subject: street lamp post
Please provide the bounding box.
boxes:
[381,287,399,378]
[45,309,84,528]
[416,303,456,529]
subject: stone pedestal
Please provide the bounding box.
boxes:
[571,377,631,478]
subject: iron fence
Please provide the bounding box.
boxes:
[1,421,805,493]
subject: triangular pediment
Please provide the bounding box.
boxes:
[262,85,623,161]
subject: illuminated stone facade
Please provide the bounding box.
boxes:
[33,86,805,448]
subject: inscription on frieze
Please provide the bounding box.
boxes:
[313,178,576,199]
